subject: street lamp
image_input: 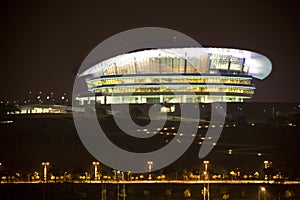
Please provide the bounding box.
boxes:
[258,186,266,200]
[264,161,269,180]
[127,171,131,181]
[203,161,209,172]
[42,162,50,182]
[203,160,210,200]
[93,162,100,181]
[147,161,153,180]
[264,161,269,169]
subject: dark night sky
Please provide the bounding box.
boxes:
[0,0,299,103]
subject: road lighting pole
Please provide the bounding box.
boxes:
[127,171,131,181]
[42,162,49,182]
[147,161,153,180]
[264,161,269,169]
[203,160,210,200]
[93,162,100,181]
[264,161,269,181]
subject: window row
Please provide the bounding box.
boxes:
[91,85,255,95]
[87,76,252,89]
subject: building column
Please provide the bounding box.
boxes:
[160,95,164,103]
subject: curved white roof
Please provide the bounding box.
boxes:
[80,47,272,80]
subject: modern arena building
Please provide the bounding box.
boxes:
[77,47,272,104]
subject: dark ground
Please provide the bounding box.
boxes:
[0,183,300,200]
[0,103,300,178]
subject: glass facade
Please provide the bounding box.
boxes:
[77,47,272,104]
[91,85,254,96]
[87,75,252,89]
[97,53,247,77]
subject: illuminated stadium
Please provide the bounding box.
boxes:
[77,47,272,104]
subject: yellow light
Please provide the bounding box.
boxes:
[260,187,266,192]
[147,161,153,165]
[42,162,49,166]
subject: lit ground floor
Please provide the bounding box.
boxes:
[76,94,249,105]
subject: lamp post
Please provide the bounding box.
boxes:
[264,161,269,180]
[127,171,131,181]
[93,162,100,181]
[258,186,266,200]
[264,161,269,169]
[42,162,49,182]
[147,161,153,180]
[203,160,210,200]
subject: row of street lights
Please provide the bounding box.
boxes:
[2,159,271,183]
[201,161,268,200]
[4,160,269,200]
[41,161,102,182]
[25,91,69,105]
[35,160,268,200]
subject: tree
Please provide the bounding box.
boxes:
[119,188,127,198]
[184,188,191,199]
[72,166,85,180]
[222,194,230,200]
[143,190,150,200]
[263,167,275,180]
[284,190,295,199]
[0,103,20,116]
[165,189,172,200]
[95,103,107,115]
